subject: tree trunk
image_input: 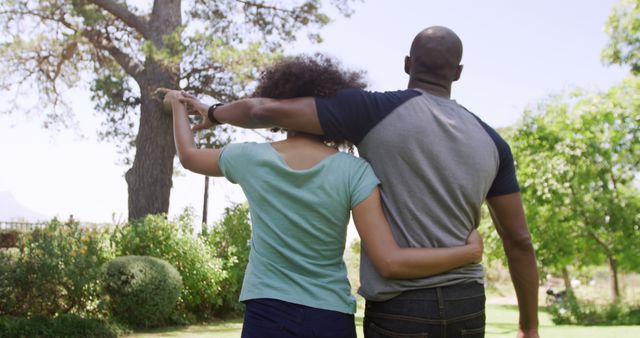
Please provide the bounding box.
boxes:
[125,0,181,220]
[562,266,573,293]
[609,256,621,303]
[125,76,176,220]
[202,175,210,225]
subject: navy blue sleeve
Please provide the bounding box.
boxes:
[474,120,520,197]
[487,136,520,197]
[315,88,421,145]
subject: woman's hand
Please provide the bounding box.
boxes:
[466,229,484,264]
[156,88,183,107]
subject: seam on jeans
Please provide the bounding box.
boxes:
[365,308,485,327]
[436,288,445,312]
[387,294,483,302]
[461,326,485,335]
[445,309,485,324]
[365,310,445,325]
[444,294,486,301]
[367,322,429,338]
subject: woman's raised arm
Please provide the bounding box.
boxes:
[159,88,224,177]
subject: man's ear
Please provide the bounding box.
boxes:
[404,56,411,75]
[453,64,463,81]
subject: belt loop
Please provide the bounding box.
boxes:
[436,287,444,310]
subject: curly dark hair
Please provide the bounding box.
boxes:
[252,53,367,149]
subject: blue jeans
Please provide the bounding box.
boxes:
[363,283,485,338]
[241,298,357,338]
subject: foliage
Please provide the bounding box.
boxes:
[0,0,357,138]
[201,203,252,317]
[111,211,227,321]
[547,291,640,325]
[0,219,114,317]
[0,209,253,325]
[603,0,640,73]
[348,237,361,256]
[0,0,362,218]
[0,314,121,338]
[508,78,640,301]
[102,255,183,328]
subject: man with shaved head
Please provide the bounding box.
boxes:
[180,26,539,338]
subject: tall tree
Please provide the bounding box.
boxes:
[603,0,640,73]
[0,0,357,219]
[509,79,640,303]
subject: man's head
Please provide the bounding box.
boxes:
[405,26,463,92]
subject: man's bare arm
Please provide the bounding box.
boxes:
[179,93,323,135]
[486,192,539,338]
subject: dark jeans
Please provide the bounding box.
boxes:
[364,283,485,338]
[241,298,357,338]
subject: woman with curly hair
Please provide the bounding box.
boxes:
[159,54,482,338]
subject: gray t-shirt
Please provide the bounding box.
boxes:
[316,88,519,301]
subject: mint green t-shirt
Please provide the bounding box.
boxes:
[219,142,379,314]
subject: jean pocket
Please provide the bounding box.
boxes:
[366,322,429,338]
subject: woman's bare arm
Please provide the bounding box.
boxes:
[352,187,482,279]
[159,88,224,177]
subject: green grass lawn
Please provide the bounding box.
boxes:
[128,303,640,338]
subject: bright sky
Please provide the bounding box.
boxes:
[0,0,630,226]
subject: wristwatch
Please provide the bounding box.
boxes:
[207,103,224,124]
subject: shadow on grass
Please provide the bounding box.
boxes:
[496,304,520,312]
[485,323,516,335]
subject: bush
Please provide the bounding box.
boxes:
[0,220,113,317]
[111,211,226,321]
[0,314,121,338]
[548,291,640,325]
[102,255,182,328]
[201,203,252,317]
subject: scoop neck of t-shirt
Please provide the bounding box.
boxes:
[266,143,342,172]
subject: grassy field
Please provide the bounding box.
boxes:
[128,301,640,338]
[128,254,640,337]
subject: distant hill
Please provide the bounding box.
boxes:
[0,191,48,222]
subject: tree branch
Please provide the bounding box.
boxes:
[88,0,151,40]
[234,0,295,14]
[82,28,145,81]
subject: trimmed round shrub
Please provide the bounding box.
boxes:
[112,212,227,321]
[102,256,182,328]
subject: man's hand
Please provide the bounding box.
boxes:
[179,91,214,132]
[465,229,483,264]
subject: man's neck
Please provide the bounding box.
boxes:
[407,79,452,98]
